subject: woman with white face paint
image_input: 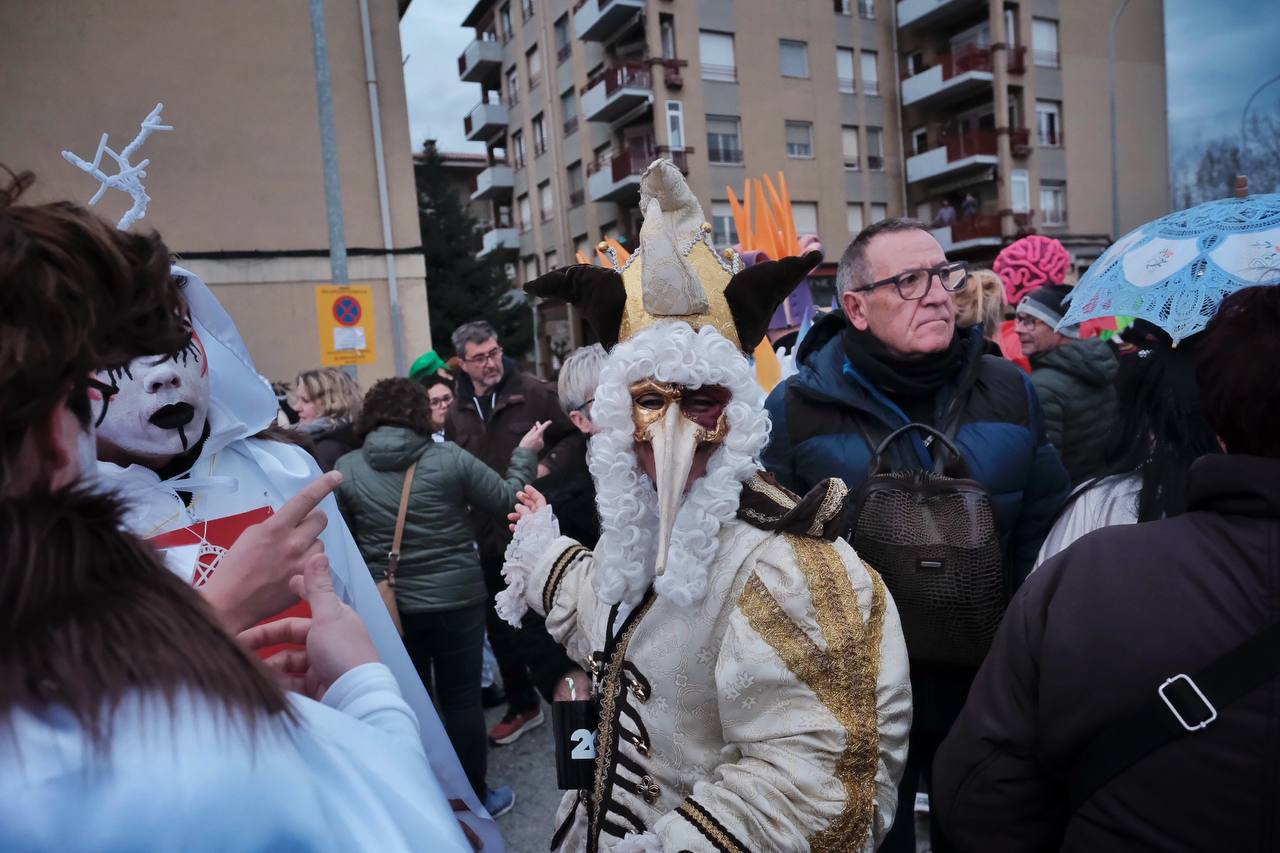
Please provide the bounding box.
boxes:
[92,267,508,851]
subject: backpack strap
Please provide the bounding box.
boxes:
[1068,619,1280,812]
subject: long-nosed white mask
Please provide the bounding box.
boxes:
[92,331,211,467]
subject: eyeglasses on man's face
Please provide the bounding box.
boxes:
[462,345,503,366]
[856,261,969,301]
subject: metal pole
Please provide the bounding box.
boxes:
[1108,0,1131,240]
[308,0,357,378]
[358,0,408,376]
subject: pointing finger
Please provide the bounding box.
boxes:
[273,471,342,528]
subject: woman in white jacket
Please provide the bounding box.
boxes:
[0,486,472,852]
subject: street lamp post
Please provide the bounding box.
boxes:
[1108,0,1132,240]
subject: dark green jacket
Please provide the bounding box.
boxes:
[1029,338,1120,486]
[334,426,537,613]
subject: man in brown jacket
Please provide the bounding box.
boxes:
[446,320,578,744]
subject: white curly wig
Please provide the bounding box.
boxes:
[587,321,771,608]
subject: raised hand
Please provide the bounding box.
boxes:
[201,470,341,634]
[506,484,549,531]
[288,552,380,699]
[237,617,311,692]
[518,419,552,452]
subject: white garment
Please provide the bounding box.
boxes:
[1035,474,1142,568]
[90,266,503,851]
[0,663,471,851]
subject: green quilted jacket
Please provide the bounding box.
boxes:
[334,425,537,613]
[1029,338,1120,486]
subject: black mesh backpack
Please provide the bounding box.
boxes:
[847,422,1006,667]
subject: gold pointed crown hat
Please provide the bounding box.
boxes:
[526,159,822,353]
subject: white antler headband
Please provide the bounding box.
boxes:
[61,102,173,230]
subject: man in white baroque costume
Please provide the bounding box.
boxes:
[498,160,911,852]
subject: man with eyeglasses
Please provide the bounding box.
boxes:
[764,218,1068,853]
[446,320,577,746]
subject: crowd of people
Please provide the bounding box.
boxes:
[3,153,1279,853]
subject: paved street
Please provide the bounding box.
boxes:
[485,703,562,853]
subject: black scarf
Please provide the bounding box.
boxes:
[842,324,963,422]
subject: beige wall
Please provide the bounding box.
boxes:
[0,0,429,385]
[1061,0,1169,238]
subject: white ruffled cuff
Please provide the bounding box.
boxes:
[609,831,664,853]
[495,504,560,627]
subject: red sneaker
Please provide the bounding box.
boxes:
[488,705,545,745]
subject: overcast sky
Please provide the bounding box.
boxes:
[400,0,1280,160]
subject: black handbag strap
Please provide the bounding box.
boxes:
[1068,619,1280,812]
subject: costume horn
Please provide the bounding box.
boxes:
[724,249,823,353]
[524,264,628,349]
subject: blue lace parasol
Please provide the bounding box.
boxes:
[1061,194,1280,342]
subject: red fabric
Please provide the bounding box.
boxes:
[151,506,311,659]
[999,320,1031,373]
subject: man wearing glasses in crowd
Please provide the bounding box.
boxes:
[763,219,1068,853]
[445,320,577,747]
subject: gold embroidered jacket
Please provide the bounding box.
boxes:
[508,475,912,852]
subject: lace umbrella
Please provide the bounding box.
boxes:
[1060,193,1280,343]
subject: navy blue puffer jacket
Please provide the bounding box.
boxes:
[764,313,1070,585]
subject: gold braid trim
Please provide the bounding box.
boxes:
[737,535,887,852]
[807,478,850,537]
[544,544,589,615]
[675,799,749,853]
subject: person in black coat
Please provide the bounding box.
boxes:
[932,285,1280,852]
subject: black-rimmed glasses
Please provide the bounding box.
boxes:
[856,261,969,301]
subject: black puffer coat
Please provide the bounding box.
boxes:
[1028,338,1119,485]
[933,453,1280,852]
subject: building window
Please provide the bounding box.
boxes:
[711,201,739,247]
[837,49,855,94]
[561,89,579,136]
[496,203,513,228]
[522,254,539,283]
[870,203,887,223]
[911,126,928,155]
[1036,100,1062,146]
[834,0,850,14]
[545,249,559,271]
[1011,168,1031,212]
[860,51,879,96]
[505,66,520,106]
[707,114,743,164]
[699,31,737,82]
[567,161,584,207]
[499,4,512,41]
[847,203,865,235]
[521,0,534,22]
[791,202,819,235]
[779,40,809,78]
[1040,181,1067,225]
[539,181,554,222]
[1005,7,1018,46]
[532,114,547,156]
[785,121,814,158]
[858,0,875,18]
[526,44,542,88]
[511,131,525,169]
[664,102,685,152]
[554,15,571,64]
[517,193,531,232]
[1032,18,1059,67]
[842,125,860,170]
[866,126,884,170]
[660,14,677,60]
[574,234,589,262]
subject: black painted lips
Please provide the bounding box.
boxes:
[149,402,195,429]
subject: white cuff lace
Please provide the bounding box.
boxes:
[495,504,560,627]
[609,831,664,853]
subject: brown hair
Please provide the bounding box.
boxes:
[0,184,190,493]
[1197,284,1280,457]
[954,268,1009,340]
[357,377,433,439]
[294,367,363,424]
[0,487,293,752]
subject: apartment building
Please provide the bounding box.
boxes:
[457,0,904,358]
[897,0,1168,265]
[454,0,1167,361]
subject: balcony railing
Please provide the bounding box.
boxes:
[708,144,744,165]
[587,60,651,95]
[655,146,692,174]
[941,44,992,78]
[1006,45,1027,74]
[950,213,1000,243]
[944,128,998,160]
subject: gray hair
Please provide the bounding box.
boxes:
[836,217,931,296]
[451,320,499,356]
[557,344,609,414]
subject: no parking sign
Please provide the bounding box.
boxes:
[315,285,377,366]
